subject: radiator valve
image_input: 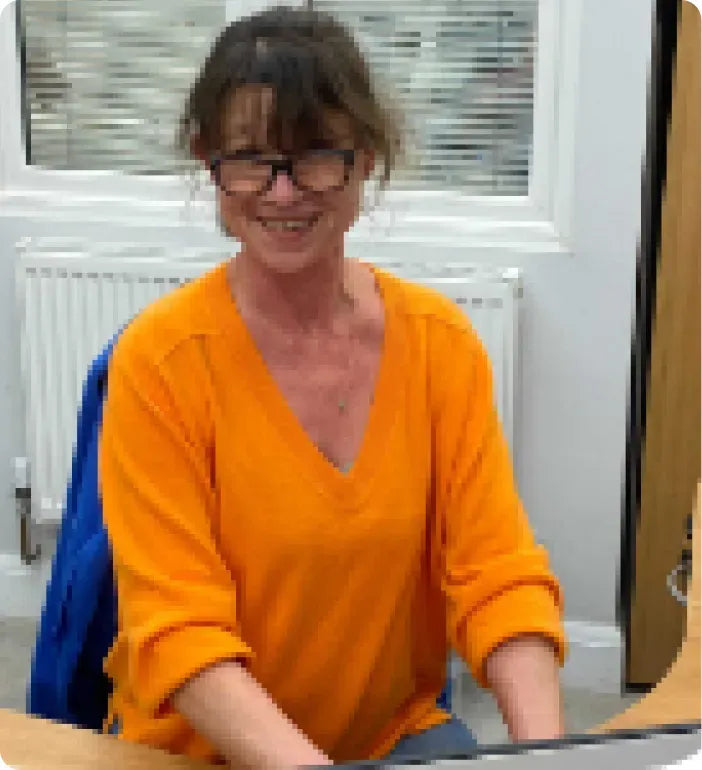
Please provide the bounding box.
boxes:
[13,457,41,565]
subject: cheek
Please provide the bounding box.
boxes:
[327,185,364,230]
[217,191,253,233]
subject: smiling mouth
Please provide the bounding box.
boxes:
[256,215,321,232]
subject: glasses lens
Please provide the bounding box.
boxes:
[218,157,270,193]
[295,151,348,191]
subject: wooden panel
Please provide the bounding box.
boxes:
[596,483,700,731]
[0,709,215,769]
[627,0,701,687]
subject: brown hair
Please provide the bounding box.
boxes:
[176,4,407,193]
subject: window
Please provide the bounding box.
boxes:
[309,0,538,196]
[19,0,226,175]
[4,0,580,252]
[21,0,536,194]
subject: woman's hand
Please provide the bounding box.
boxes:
[173,660,334,770]
[256,749,333,770]
[484,634,565,742]
[285,748,334,769]
[231,747,333,770]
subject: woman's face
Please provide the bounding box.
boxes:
[207,85,375,274]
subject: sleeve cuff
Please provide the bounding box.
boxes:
[130,625,256,714]
[462,583,568,689]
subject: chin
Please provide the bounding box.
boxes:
[237,225,346,274]
[260,252,320,274]
[246,239,326,274]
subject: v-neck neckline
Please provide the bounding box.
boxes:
[211,258,404,506]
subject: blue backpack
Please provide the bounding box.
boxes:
[27,329,452,730]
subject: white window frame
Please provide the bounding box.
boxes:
[0,0,581,254]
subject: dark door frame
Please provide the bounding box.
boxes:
[619,0,682,693]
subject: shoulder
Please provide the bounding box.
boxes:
[368,264,493,417]
[111,261,227,372]
[104,262,229,438]
[369,262,482,353]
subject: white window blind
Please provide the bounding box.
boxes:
[310,0,538,195]
[20,0,537,195]
[19,0,226,175]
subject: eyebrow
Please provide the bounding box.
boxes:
[220,121,352,151]
[219,139,347,156]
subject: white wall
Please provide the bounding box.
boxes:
[0,0,652,676]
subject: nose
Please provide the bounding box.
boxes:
[265,169,301,203]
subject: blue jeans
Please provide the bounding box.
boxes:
[107,717,120,735]
[382,715,478,760]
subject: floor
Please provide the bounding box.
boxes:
[0,618,642,746]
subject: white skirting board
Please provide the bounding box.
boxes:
[559,620,625,694]
[0,555,623,695]
[0,552,53,620]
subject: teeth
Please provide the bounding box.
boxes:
[260,218,316,232]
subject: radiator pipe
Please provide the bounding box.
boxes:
[14,457,41,565]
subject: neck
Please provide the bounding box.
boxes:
[230,249,356,336]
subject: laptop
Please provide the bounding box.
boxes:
[327,723,701,769]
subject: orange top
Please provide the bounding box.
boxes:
[99,259,567,764]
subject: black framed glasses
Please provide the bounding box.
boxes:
[210,148,357,195]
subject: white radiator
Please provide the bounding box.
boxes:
[14,238,226,524]
[15,240,521,526]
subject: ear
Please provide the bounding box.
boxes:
[362,149,376,180]
[190,134,212,172]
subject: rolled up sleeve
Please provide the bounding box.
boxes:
[99,328,254,715]
[431,318,567,689]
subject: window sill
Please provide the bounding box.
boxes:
[0,188,573,257]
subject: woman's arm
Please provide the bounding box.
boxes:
[484,634,565,742]
[100,333,331,768]
[429,313,567,738]
[172,661,332,770]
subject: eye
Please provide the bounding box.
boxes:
[232,147,262,157]
[316,142,336,151]
[221,144,266,158]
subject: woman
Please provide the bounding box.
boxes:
[99,5,567,768]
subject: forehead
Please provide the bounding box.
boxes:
[218,84,355,151]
